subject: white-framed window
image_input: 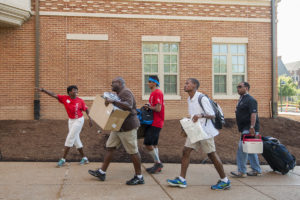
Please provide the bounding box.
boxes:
[212,42,247,99]
[142,42,180,100]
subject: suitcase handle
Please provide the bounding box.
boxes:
[242,134,262,143]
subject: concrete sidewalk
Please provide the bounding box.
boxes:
[0,162,299,200]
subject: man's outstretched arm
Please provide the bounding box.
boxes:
[36,87,58,99]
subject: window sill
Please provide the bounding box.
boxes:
[142,95,181,101]
[213,95,240,100]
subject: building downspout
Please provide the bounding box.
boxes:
[271,0,278,118]
[34,0,40,120]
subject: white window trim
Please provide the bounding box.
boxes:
[212,38,248,99]
[66,34,108,41]
[142,39,181,100]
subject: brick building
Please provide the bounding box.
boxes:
[0,0,278,120]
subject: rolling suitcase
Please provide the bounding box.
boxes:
[262,137,296,175]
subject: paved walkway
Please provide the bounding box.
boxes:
[0,162,299,200]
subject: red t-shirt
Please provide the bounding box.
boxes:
[149,89,165,128]
[57,95,88,119]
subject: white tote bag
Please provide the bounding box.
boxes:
[180,117,209,144]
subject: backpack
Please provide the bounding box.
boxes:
[136,107,153,125]
[262,137,296,175]
[198,94,225,129]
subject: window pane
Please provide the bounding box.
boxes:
[238,44,246,54]
[230,45,238,54]
[232,56,238,64]
[144,75,151,94]
[232,75,244,93]
[144,64,151,72]
[144,55,151,63]
[232,64,238,73]
[143,44,158,52]
[213,56,220,73]
[220,56,227,73]
[151,64,158,73]
[164,55,170,63]
[164,64,170,73]
[220,45,227,54]
[164,75,177,94]
[238,65,245,73]
[213,44,219,54]
[152,55,158,63]
[214,75,226,93]
[171,64,177,73]
[238,56,245,65]
[171,55,177,63]
[170,44,178,52]
[163,44,170,52]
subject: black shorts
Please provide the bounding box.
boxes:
[143,125,161,146]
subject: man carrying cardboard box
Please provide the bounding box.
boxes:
[88,77,144,185]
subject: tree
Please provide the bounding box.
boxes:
[278,76,297,97]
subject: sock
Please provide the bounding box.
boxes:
[82,157,87,160]
[61,158,66,162]
[148,150,158,163]
[154,148,161,163]
[178,176,186,182]
[221,177,229,183]
[98,169,106,174]
[137,174,143,179]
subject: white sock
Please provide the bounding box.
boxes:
[220,177,229,183]
[98,169,106,174]
[82,157,88,160]
[61,158,66,162]
[137,174,143,179]
[154,148,161,163]
[178,176,186,182]
[148,150,159,163]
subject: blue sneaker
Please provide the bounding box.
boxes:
[57,158,66,168]
[211,180,231,190]
[79,157,89,165]
[167,177,187,188]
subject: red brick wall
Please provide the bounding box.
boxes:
[0,19,35,120]
[1,0,272,120]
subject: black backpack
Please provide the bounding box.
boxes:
[136,107,153,125]
[262,137,296,175]
[198,94,225,129]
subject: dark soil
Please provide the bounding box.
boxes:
[0,117,299,165]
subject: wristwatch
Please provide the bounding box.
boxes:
[250,125,254,128]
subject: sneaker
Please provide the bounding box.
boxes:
[167,177,187,188]
[126,175,145,185]
[211,180,231,190]
[230,171,247,178]
[148,163,163,174]
[79,157,89,165]
[247,170,262,176]
[88,169,106,181]
[57,158,66,168]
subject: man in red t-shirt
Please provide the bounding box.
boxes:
[37,85,92,167]
[143,75,165,174]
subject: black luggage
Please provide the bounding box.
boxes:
[262,137,296,175]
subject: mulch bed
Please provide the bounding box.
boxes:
[0,117,299,165]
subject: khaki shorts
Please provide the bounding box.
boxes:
[184,137,216,154]
[106,129,138,154]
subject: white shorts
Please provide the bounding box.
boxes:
[184,137,216,154]
[65,117,84,148]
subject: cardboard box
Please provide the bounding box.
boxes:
[89,95,130,131]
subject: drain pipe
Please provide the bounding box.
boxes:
[34,0,40,120]
[271,0,278,118]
